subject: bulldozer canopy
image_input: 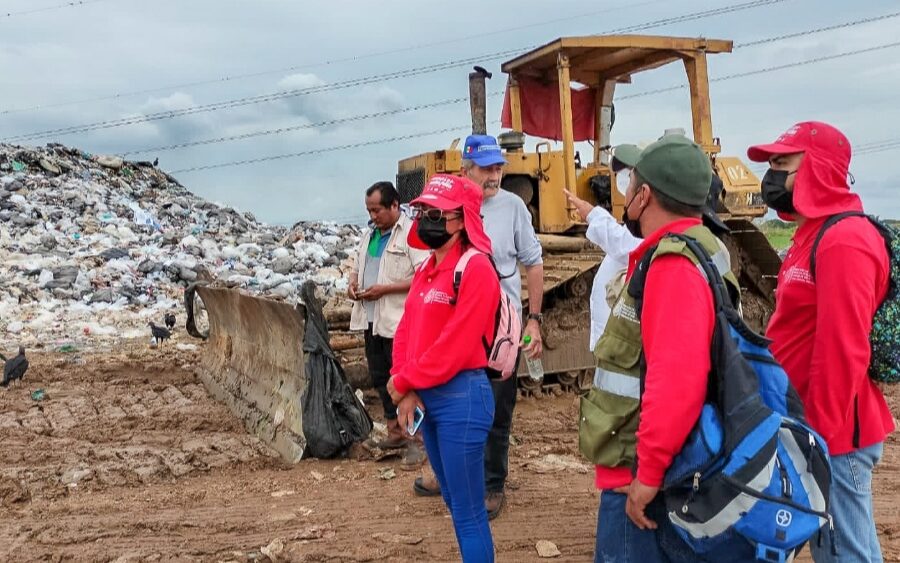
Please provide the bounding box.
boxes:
[500,35,733,86]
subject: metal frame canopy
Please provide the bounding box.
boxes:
[500,35,733,192]
[501,35,732,84]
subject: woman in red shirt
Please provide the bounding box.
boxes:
[387,174,500,562]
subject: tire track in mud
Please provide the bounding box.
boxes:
[3,351,900,562]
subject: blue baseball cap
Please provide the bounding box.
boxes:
[462,135,507,167]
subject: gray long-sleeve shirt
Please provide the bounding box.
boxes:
[481,189,543,313]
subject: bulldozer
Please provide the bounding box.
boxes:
[397,34,782,393]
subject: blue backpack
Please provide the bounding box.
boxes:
[630,233,834,563]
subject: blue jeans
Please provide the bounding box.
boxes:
[594,491,758,562]
[419,370,496,562]
[811,442,884,563]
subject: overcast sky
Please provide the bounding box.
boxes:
[1,0,897,225]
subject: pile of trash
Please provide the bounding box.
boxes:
[0,143,361,348]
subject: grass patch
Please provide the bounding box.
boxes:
[758,219,796,251]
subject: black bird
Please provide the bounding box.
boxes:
[148,322,171,346]
[164,313,176,330]
[152,157,159,167]
[1,346,28,387]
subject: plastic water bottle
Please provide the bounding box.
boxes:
[522,335,544,381]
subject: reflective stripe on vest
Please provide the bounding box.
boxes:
[593,367,641,399]
[698,241,732,280]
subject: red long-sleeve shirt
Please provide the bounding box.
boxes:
[391,241,500,395]
[596,218,715,489]
[767,216,893,455]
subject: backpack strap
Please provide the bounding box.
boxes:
[810,212,896,281]
[810,211,869,282]
[451,247,483,305]
[628,233,734,320]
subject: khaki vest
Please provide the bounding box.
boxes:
[579,225,739,468]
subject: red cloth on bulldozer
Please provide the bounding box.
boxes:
[500,77,596,141]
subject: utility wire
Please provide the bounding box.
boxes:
[0,0,776,116]
[166,40,900,175]
[170,125,471,174]
[855,138,900,156]
[1,0,787,138]
[2,0,110,18]
[7,5,887,144]
[120,95,477,156]
[126,38,900,157]
[746,138,900,173]
[734,10,900,47]
[620,40,900,101]
[0,0,669,114]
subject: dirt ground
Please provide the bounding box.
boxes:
[1,347,899,562]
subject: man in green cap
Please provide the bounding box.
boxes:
[588,136,752,561]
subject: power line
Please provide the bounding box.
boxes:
[744,138,900,170]
[856,138,900,156]
[120,95,478,156]
[7,4,884,146]
[2,0,110,18]
[166,39,900,175]
[734,10,900,48]
[0,0,669,115]
[2,57,497,142]
[619,40,900,101]
[1,0,788,141]
[125,39,900,158]
[170,125,471,174]
[116,15,900,158]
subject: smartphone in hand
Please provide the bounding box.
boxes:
[408,406,425,436]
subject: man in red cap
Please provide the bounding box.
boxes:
[748,122,893,563]
[387,173,500,561]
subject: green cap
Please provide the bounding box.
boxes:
[611,143,642,172]
[633,135,712,207]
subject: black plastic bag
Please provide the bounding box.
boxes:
[300,281,372,458]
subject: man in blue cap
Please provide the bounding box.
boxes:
[413,134,545,521]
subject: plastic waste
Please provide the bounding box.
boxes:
[522,335,544,381]
[299,282,372,458]
[37,269,54,288]
[129,202,161,230]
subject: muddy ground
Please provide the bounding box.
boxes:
[1,347,899,562]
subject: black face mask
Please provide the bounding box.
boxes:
[416,217,453,249]
[761,169,797,214]
[621,189,645,238]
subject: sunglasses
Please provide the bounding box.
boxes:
[412,207,462,222]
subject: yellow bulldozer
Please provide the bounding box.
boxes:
[397,34,781,392]
[187,34,782,462]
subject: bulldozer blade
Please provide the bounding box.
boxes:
[192,286,308,463]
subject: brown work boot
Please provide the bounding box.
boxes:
[400,437,427,471]
[413,465,442,497]
[485,491,505,520]
[366,418,407,450]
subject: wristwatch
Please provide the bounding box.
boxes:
[527,313,544,325]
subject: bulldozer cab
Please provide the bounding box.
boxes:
[503,35,734,232]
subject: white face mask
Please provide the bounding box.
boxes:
[615,169,632,195]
